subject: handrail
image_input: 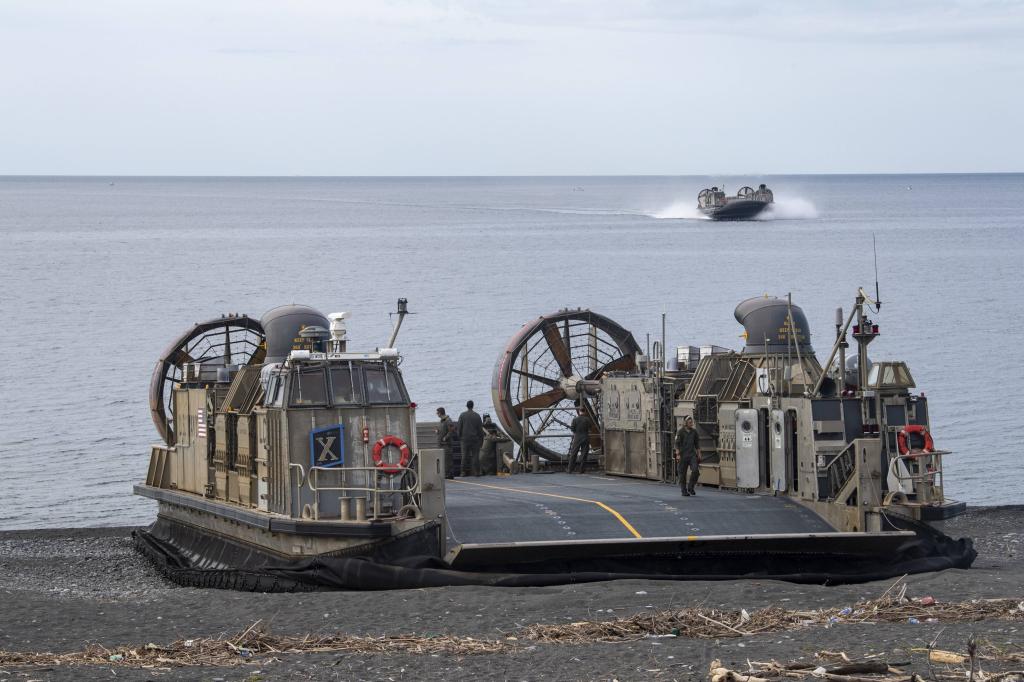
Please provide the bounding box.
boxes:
[299,464,420,522]
[885,448,946,506]
[308,465,418,494]
[288,462,307,488]
[823,441,857,500]
[888,451,944,484]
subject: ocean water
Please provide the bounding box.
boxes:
[0,174,1021,530]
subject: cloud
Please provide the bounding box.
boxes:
[214,48,301,56]
[0,0,1021,174]
[454,0,1024,44]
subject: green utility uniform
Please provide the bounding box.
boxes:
[567,413,593,473]
[457,408,484,476]
[675,425,701,495]
[480,418,509,475]
[436,414,455,479]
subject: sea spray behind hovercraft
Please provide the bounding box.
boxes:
[757,196,819,220]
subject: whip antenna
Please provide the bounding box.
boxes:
[872,233,882,311]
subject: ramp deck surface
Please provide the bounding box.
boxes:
[444,473,835,546]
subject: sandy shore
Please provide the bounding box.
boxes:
[1,507,1021,681]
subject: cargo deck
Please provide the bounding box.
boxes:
[444,473,834,545]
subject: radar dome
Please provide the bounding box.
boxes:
[260,304,330,363]
[734,296,814,356]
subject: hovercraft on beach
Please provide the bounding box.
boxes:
[134,290,973,592]
[134,300,449,589]
[698,183,774,220]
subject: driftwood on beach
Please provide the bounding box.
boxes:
[2,579,1023,671]
[1,509,1021,680]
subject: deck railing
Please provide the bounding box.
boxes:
[823,441,857,500]
[288,462,420,522]
[886,449,948,505]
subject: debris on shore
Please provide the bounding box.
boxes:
[710,644,1024,682]
[521,578,1023,644]
[3,579,1023,671]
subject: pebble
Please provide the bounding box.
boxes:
[0,531,165,601]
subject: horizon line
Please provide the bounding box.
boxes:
[1,171,1022,179]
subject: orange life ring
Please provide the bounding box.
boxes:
[373,435,412,475]
[897,424,934,456]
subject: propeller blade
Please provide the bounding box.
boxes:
[586,353,636,380]
[510,368,561,388]
[542,322,575,377]
[169,350,195,367]
[513,388,566,418]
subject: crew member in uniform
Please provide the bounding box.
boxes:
[566,408,593,473]
[674,416,701,496]
[436,407,455,479]
[457,400,484,477]
[480,414,508,475]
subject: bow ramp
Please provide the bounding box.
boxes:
[442,473,918,575]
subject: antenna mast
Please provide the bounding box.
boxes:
[872,233,882,311]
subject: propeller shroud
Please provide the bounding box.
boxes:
[491,309,641,461]
[149,315,266,444]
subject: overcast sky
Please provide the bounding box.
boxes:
[1,1,1021,175]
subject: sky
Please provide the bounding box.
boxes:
[1,1,1022,175]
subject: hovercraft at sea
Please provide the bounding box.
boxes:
[698,183,774,220]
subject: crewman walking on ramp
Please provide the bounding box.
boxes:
[674,416,701,496]
[566,408,593,473]
[457,400,484,477]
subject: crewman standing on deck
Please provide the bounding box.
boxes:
[457,400,484,477]
[480,414,508,475]
[674,416,701,496]
[435,407,455,479]
[566,408,593,473]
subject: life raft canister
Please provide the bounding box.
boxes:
[897,424,935,456]
[372,435,411,475]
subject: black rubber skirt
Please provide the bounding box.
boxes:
[133,514,976,592]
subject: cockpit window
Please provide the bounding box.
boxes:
[363,365,407,404]
[330,364,363,405]
[260,363,286,408]
[266,374,281,406]
[867,361,916,390]
[290,367,328,406]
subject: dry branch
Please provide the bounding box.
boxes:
[2,579,1024,670]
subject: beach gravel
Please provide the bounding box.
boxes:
[0,507,1021,681]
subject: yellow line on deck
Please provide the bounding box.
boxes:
[450,479,643,539]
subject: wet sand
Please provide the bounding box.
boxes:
[1,506,1021,681]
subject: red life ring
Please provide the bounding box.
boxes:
[897,424,934,456]
[372,435,412,475]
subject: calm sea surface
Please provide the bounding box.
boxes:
[0,175,1021,530]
